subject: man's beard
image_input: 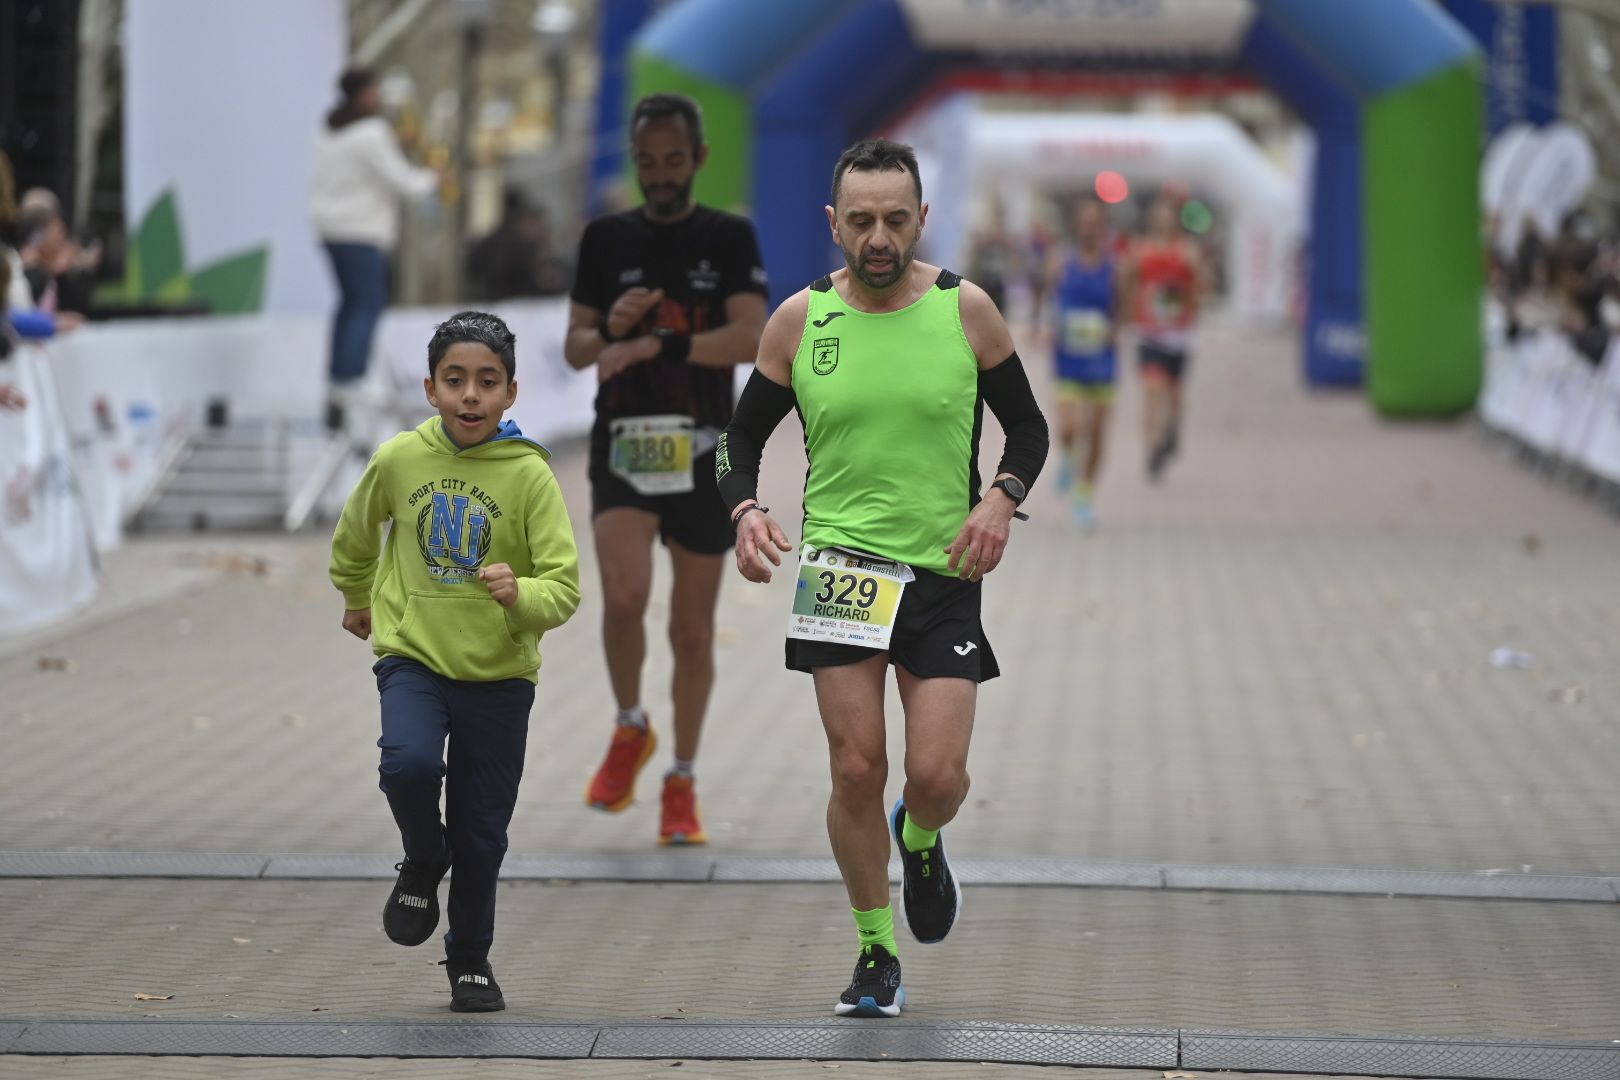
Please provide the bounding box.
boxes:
[843,235,917,290]
[640,176,694,220]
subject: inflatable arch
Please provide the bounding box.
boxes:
[627,0,1484,416]
[939,109,1303,326]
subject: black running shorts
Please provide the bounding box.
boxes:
[1138,341,1189,382]
[785,567,1000,682]
[589,445,735,556]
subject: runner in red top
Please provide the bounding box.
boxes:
[1123,197,1209,480]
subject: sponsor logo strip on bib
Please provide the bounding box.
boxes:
[788,545,914,650]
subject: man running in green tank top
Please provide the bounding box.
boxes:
[716,139,1049,1017]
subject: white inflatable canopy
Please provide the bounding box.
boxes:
[907,105,1303,324]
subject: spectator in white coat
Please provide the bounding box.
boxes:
[311,67,439,429]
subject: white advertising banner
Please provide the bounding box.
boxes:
[0,348,99,637]
[897,0,1254,57]
[1479,323,1620,485]
[125,0,346,314]
[43,316,328,548]
[1518,336,1584,453]
[1578,343,1620,484]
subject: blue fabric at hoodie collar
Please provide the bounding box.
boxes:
[441,417,551,459]
[490,418,550,454]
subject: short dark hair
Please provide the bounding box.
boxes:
[339,67,375,101]
[831,139,922,207]
[427,311,517,380]
[630,93,703,155]
[328,67,377,129]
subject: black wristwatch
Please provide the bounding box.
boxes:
[991,476,1027,504]
[990,476,1030,521]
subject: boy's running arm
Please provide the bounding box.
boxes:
[330,448,393,620]
[506,470,582,633]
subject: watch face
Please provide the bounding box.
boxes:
[1000,477,1026,501]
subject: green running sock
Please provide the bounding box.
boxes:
[900,811,939,854]
[852,905,897,956]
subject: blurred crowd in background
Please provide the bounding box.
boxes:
[1494,207,1620,367]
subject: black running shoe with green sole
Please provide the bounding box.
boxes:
[834,944,905,1018]
[890,799,961,944]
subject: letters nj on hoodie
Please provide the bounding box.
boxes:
[330,417,581,683]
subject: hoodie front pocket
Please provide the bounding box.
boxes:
[394,590,530,676]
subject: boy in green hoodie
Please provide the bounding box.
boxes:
[330,311,581,1012]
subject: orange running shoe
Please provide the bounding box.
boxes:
[659,774,708,846]
[585,724,657,812]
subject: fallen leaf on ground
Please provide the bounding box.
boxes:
[133,993,173,1001]
[1165,1073,1199,1079]
[37,657,78,673]
[232,937,251,944]
[207,552,273,577]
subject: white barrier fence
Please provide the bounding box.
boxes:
[1480,327,1620,485]
[0,345,101,637]
[0,299,596,637]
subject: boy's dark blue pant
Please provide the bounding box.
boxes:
[374,656,533,963]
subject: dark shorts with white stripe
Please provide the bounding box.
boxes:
[785,567,1000,682]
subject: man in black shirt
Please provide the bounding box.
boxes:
[565,93,767,845]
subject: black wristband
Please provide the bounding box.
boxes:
[656,330,692,364]
[730,502,768,526]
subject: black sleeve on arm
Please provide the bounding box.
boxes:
[979,352,1049,489]
[716,369,797,515]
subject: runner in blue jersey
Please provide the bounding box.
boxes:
[1041,199,1121,526]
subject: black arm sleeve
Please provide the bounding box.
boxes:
[979,352,1049,489]
[716,369,797,515]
